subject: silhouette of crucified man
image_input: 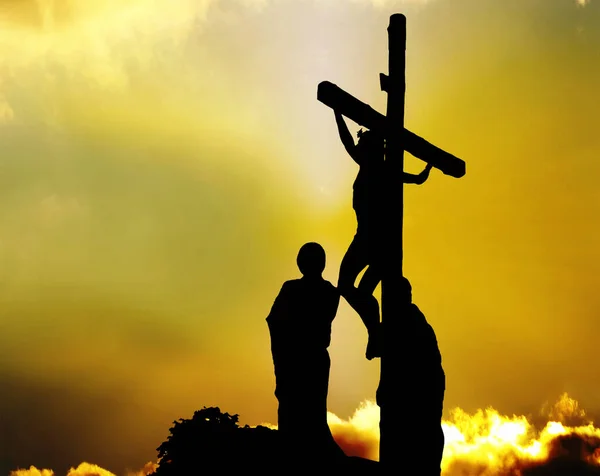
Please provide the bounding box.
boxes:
[334,110,433,360]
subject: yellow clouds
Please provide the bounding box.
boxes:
[440,393,600,474]
[123,462,159,476]
[0,0,260,135]
[541,393,589,427]
[10,468,55,476]
[284,393,600,474]
[13,394,600,475]
[327,400,381,460]
[330,393,600,474]
[0,0,212,39]
[10,462,158,476]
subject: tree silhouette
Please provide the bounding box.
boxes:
[149,406,382,474]
[151,406,280,475]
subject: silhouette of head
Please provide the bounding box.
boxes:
[297,242,326,278]
[399,277,412,302]
[356,129,384,159]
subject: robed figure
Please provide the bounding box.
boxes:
[266,242,345,462]
[377,277,446,476]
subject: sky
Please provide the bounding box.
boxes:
[0,0,599,474]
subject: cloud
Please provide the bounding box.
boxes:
[13,394,600,475]
[9,462,158,476]
[261,394,600,474]
[327,400,381,460]
[10,469,54,476]
[123,462,159,476]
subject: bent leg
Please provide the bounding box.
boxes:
[338,236,368,290]
[355,265,382,359]
[338,236,375,328]
[338,236,382,359]
[357,263,380,295]
[357,264,381,324]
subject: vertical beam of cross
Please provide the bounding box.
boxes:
[379,13,406,469]
[317,13,465,471]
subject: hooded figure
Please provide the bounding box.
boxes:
[377,277,445,476]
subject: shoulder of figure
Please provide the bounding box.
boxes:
[409,303,421,314]
[283,279,308,297]
[282,279,300,289]
[411,304,430,325]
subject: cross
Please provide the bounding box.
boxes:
[317,13,465,470]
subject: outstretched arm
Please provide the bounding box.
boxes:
[334,111,360,164]
[403,163,433,185]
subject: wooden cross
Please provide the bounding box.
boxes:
[317,13,465,469]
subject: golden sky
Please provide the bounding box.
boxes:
[1,0,599,474]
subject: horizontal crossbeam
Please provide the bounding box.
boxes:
[318,81,466,178]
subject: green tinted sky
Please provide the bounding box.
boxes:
[0,0,599,473]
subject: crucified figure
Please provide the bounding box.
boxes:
[334,110,432,360]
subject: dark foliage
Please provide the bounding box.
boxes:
[150,406,380,475]
[151,407,280,475]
